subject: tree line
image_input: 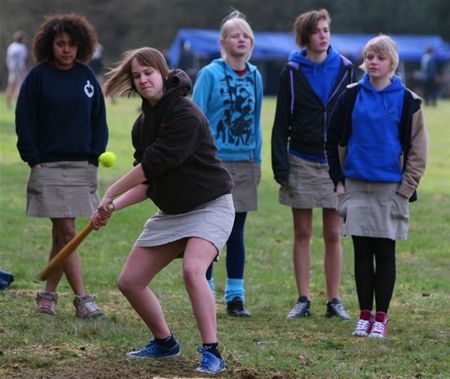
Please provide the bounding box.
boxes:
[1,0,449,87]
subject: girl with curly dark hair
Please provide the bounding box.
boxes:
[32,13,97,64]
[15,13,108,319]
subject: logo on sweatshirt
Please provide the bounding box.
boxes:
[84,80,94,98]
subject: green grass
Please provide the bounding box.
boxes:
[1,93,449,378]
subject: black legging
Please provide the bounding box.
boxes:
[352,236,396,313]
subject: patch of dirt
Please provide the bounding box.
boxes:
[0,359,295,379]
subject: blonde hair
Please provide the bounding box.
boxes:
[293,9,331,48]
[220,10,255,61]
[104,47,169,97]
[359,35,400,77]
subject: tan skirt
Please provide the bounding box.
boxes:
[279,154,337,209]
[222,161,261,212]
[26,161,99,218]
[134,194,235,255]
[337,179,409,240]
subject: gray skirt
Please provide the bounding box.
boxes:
[26,161,99,218]
[337,179,410,240]
[279,154,337,209]
[134,194,235,255]
[223,161,261,212]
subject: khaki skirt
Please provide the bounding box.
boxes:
[26,161,99,218]
[337,179,409,240]
[135,194,235,255]
[279,154,337,209]
[222,161,261,212]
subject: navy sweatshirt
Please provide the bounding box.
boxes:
[16,62,108,167]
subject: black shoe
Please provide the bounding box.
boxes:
[326,298,351,320]
[226,296,251,317]
[287,296,311,319]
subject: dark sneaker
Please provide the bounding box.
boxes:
[369,311,388,338]
[352,310,374,336]
[196,347,225,374]
[287,297,311,319]
[36,291,58,316]
[326,298,351,320]
[227,296,251,317]
[127,339,181,359]
[73,295,105,319]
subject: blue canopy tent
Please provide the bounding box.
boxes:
[167,28,450,95]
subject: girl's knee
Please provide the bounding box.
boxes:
[323,230,341,245]
[294,230,312,244]
[117,274,137,294]
[183,265,202,289]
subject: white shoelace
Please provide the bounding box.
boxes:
[355,319,370,331]
[370,321,385,335]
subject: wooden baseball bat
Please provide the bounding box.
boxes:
[38,223,94,281]
[38,203,115,281]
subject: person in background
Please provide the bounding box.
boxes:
[326,35,428,338]
[5,30,28,108]
[15,13,108,318]
[420,46,439,106]
[271,9,353,320]
[192,10,263,317]
[89,42,104,81]
[92,47,234,374]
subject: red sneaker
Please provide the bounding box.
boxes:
[369,311,388,338]
[352,309,374,337]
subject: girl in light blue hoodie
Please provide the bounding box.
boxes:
[192,10,263,318]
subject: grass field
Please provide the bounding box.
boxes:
[1,93,449,378]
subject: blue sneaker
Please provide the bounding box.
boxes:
[127,339,180,359]
[196,347,225,374]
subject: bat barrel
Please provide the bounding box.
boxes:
[38,223,94,281]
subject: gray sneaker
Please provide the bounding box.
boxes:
[287,297,311,319]
[326,298,351,320]
[74,295,105,319]
[36,291,58,316]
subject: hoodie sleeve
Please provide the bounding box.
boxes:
[89,75,108,165]
[132,113,145,165]
[253,69,264,164]
[397,107,428,198]
[15,70,41,167]
[325,91,347,187]
[192,68,213,113]
[271,66,291,184]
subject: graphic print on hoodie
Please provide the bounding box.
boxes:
[216,70,255,147]
[192,58,263,163]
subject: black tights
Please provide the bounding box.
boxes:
[352,236,396,313]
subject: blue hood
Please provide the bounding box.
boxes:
[288,46,342,104]
[288,46,341,70]
[358,74,405,93]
